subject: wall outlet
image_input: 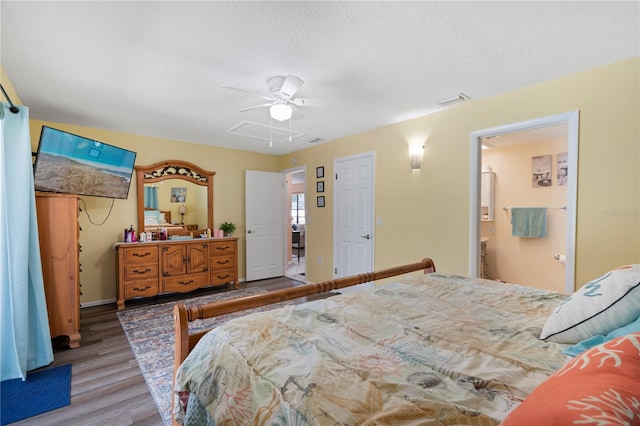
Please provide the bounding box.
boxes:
[317,256,323,265]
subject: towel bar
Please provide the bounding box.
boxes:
[503,206,566,211]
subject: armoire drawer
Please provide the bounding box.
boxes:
[163,272,209,293]
[124,263,159,281]
[123,245,159,264]
[211,269,237,286]
[210,241,236,256]
[210,255,236,271]
[124,279,159,299]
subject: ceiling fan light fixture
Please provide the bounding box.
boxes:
[270,103,292,121]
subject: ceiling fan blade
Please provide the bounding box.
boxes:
[237,102,273,112]
[280,75,304,98]
[221,85,273,101]
[290,97,334,107]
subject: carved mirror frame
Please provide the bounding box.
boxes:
[135,160,215,234]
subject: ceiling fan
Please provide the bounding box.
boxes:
[221,75,306,121]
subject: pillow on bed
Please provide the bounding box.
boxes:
[539,264,640,344]
[562,314,640,357]
[501,332,640,426]
[144,210,161,225]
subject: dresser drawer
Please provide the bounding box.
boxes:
[163,272,209,293]
[124,263,158,281]
[124,279,159,299]
[123,246,159,264]
[210,255,236,271]
[211,269,237,286]
[210,241,236,256]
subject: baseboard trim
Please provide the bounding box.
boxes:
[78,281,248,308]
[81,298,116,308]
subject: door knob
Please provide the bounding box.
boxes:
[247,230,254,234]
[360,234,371,239]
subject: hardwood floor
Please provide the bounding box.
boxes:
[12,276,317,426]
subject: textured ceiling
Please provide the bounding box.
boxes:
[1,1,638,155]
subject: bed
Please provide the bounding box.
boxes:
[172,259,640,425]
[144,208,192,237]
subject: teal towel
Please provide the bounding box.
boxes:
[511,207,547,237]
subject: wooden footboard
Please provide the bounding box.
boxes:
[172,257,435,425]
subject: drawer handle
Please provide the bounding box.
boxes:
[133,285,151,292]
[133,268,151,274]
[133,252,151,257]
[178,280,194,286]
[216,274,231,280]
[215,246,230,251]
[216,260,230,265]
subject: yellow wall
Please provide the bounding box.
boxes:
[24,118,281,305]
[3,57,639,304]
[280,57,640,289]
[482,138,568,291]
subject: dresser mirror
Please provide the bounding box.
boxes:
[135,160,215,237]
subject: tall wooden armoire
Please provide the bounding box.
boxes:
[35,192,81,348]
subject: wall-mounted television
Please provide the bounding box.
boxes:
[33,126,137,200]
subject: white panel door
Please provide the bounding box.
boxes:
[245,170,285,281]
[333,153,375,293]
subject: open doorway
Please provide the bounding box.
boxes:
[469,111,579,293]
[480,125,568,292]
[285,169,306,282]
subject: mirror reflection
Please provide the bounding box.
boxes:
[136,160,215,239]
[143,180,208,231]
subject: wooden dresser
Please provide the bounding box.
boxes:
[35,192,81,348]
[115,238,238,309]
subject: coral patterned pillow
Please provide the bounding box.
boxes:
[501,332,640,425]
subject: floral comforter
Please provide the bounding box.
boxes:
[174,273,569,425]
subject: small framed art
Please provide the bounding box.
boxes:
[316,181,324,193]
[317,196,325,208]
[316,166,324,179]
[170,187,187,203]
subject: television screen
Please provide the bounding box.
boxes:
[33,126,137,200]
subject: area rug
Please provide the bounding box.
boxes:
[117,287,291,425]
[1,363,72,425]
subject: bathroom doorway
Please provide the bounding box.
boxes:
[469,112,579,293]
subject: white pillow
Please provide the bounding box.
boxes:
[144,210,161,225]
[540,264,640,344]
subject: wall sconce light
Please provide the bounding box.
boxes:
[178,205,187,224]
[409,144,424,170]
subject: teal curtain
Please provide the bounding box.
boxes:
[0,102,53,381]
[144,186,158,210]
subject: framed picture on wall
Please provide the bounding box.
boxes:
[170,187,187,202]
[316,166,324,179]
[557,152,568,186]
[317,196,325,208]
[531,155,552,187]
[316,181,324,192]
